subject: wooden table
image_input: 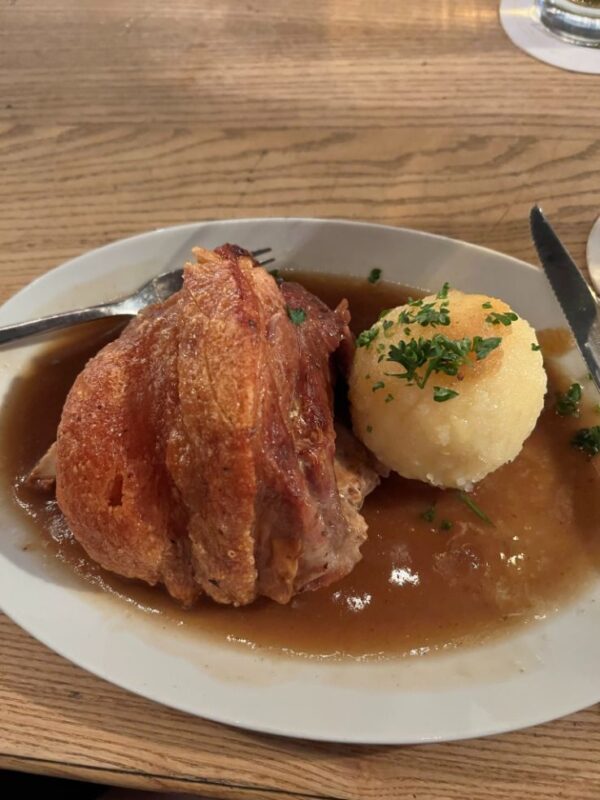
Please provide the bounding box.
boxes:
[1,1,600,797]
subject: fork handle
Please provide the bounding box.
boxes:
[0,303,134,346]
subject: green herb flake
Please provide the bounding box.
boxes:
[404,327,412,336]
[385,330,505,401]
[421,506,436,523]
[387,334,471,389]
[486,311,519,326]
[458,492,494,525]
[368,268,382,284]
[531,343,541,352]
[394,300,452,329]
[287,306,306,325]
[413,302,451,328]
[366,425,373,433]
[472,336,502,361]
[437,282,450,300]
[357,328,379,348]
[433,386,459,403]
[382,319,395,336]
[556,383,583,417]
[384,393,394,403]
[378,308,392,320]
[481,301,493,309]
[269,268,281,280]
[571,426,600,457]
[440,519,453,531]
[372,381,385,392]
[588,372,594,381]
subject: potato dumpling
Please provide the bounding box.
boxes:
[349,288,547,489]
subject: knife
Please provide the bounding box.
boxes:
[529,204,600,393]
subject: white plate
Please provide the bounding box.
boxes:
[1,218,599,745]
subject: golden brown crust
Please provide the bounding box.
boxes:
[167,252,260,605]
[56,297,199,606]
[56,245,376,607]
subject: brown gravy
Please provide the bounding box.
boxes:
[2,273,600,659]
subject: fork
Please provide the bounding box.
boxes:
[0,232,273,346]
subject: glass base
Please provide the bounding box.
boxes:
[536,0,600,47]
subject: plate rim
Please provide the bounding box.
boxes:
[0,216,543,320]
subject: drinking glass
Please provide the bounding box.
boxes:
[536,0,600,46]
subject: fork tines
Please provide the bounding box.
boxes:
[250,247,275,267]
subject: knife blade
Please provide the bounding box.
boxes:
[530,205,600,393]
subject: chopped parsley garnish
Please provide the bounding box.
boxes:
[372,381,385,392]
[378,308,392,320]
[357,328,379,348]
[384,393,394,403]
[408,298,423,307]
[385,333,494,398]
[395,301,451,329]
[359,293,454,355]
[531,343,541,351]
[486,311,518,326]
[388,335,467,386]
[437,282,450,300]
[412,302,451,328]
[472,336,502,361]
[440,519,453,531]
[556,383,582,417]
[366,425,373,433]
[458,492,493,525]
[287,306,306,325]
[433,386,459,403]
[571,426,600,457]
[368,268,382,284]
[421,506,436,523]
[481,301,493,310]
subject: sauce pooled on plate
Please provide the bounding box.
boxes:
[2,272,599,658]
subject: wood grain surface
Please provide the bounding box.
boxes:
[1,1,599,798]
